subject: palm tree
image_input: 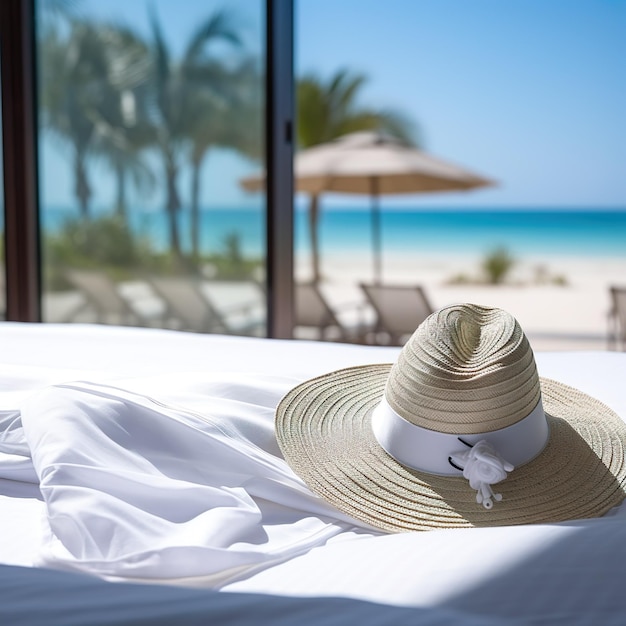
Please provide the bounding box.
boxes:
[87,23,156,218]
[187,58,262,262]
[147,8,243,267]
[40,17,156,220]
[296,68,419,283]
[39,20,111,217]
[37,0,80,30]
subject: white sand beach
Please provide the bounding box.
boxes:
[297,251,626,352]
[40,251,624,353]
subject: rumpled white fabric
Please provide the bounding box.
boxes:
[10,373,373,586]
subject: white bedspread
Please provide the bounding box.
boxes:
[1,322,626,623]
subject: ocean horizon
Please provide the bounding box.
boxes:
[41,206,626,260]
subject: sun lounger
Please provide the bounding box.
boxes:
[608,286,626,350]
[360,282,434,345]
[65,269,163,327]
[149,276,265,335]
[294,282,370,342]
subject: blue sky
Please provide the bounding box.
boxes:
[296,0,625,208]
[39,0,626,210]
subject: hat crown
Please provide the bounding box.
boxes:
[386,304,541,434]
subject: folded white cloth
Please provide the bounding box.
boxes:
[17,374,373,586]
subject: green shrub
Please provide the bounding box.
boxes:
[482,247,515,285]
[43,215,157,289]
[204,231,262,280]
[42,217,262,289]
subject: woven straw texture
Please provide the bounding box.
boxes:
[387,305,540,434]
[275,304,626,532]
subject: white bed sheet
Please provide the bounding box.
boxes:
[1,322,625,623]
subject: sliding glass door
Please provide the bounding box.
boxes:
[35,0,269,335]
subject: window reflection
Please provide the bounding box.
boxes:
[36,0,266,335]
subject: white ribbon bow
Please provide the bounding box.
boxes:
[449,440,514,509]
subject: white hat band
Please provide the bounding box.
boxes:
[371,396,550,477]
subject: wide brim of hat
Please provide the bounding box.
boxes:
[275,364,626,532]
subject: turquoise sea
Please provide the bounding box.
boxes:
[43,207,626,259]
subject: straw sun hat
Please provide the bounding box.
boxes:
[275,303,626,532]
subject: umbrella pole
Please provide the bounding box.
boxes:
[371,177,382,284]
[309,193,321,284]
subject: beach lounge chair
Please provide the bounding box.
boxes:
[294,282,369,342]
[149,276,265,336]
[608,286,626,351]
[360,283,434,346]
[65,269,162,327]
[199,280,266,337]
[148,276,229,334]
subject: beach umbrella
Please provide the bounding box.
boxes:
[241,131,495,283]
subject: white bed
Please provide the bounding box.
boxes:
[1,321,625,625]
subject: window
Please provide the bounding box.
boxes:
[35,0,268,335]
[2,1,294,334]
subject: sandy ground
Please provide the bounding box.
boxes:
[296,251,626,352]
[40,251,625,352]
